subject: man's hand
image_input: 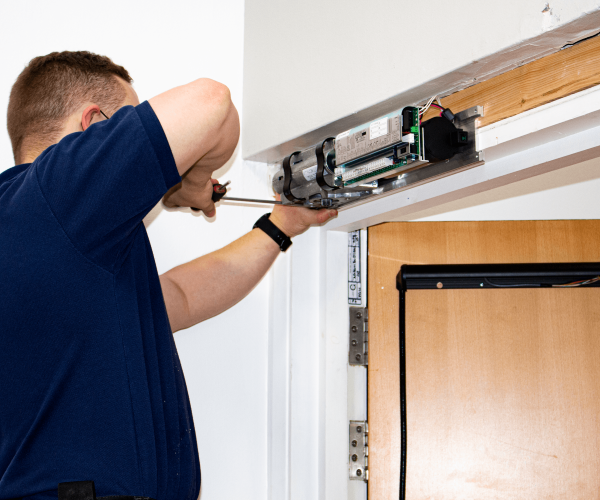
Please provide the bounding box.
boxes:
[163,171,217,217]
[269,196,338,237]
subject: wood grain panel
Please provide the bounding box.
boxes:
[367,220,600,499]
[421,35,600,127]
[406,288,600,499]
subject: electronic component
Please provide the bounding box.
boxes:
[334,113,402,165]
[269,102,484,210]
[336,157,394,183]
[333,106,426,188]
[420,116,468,162]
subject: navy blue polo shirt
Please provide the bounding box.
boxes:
[0,102,200,500]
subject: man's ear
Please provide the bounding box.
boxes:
[81,105,102,131]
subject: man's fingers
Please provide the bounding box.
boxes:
[203,200,216,217]
[314,208,337,224]
[163,188,185,208]
[165,189,217,217]
[270,204,337,238]
[162,182,183,208]
[177,179,218,216]
[202,179,217,216]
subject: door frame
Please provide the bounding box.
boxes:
[265,83,600,500]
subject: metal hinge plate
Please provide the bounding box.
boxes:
[349,420,368,481]
[349,307,368,366]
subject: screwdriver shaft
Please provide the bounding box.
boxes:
[219,196,283,205]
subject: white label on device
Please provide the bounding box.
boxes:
[302,165,318,181]
[336,130,351,140]
[369,118,388,140]
[348,230,361,305]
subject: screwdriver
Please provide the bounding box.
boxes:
[212,181,282,205]
[191,181,283,211]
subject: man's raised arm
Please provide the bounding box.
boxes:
[149,78,240,215]
[150,78,337,332]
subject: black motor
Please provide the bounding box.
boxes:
[421,112,469,162]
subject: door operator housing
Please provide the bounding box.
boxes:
[271,102,484,209]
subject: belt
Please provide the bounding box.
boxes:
[59,481,156,500]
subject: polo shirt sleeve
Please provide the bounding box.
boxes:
[34,101,182,273]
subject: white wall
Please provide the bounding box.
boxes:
[243,0,600,161]
[0,2,273,499]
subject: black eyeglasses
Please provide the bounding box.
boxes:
[99,110,110,120]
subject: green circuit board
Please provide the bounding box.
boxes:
[336,106,422,187]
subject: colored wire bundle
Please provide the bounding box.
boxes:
[553,276,600,287]
[429,103,444,116]
[418,95,438,117]
[483,276,600,288]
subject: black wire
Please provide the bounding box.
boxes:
[399,290,407,500]
[483,278,542,288]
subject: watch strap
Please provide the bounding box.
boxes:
[253,213,292,252]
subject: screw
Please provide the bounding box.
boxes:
[356,426,362,433]
[351,340,358,346]
[437,282,443,289]
[352,440,357,447]
[355,354,362,361]
[351,325,357,332]
[352,454,358,462]
[356,312,362,319]
[356,469,362,477]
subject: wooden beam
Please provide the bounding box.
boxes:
[422,35,600,127]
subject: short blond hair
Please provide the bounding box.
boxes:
[7,51,133,164]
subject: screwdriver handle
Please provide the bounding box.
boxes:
[211,183,228,203]
[191,182,229,212]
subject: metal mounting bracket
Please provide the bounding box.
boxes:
[349,420,369,481]
[349,307,368,366]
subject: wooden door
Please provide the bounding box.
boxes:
[368,221,600,499]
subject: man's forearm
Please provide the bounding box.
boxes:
[160,203,337,333]
[161,102,239,214]
[160,228,280,332]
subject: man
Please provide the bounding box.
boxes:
[0,51,336,500]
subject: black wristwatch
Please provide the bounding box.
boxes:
[253,213,292,252]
